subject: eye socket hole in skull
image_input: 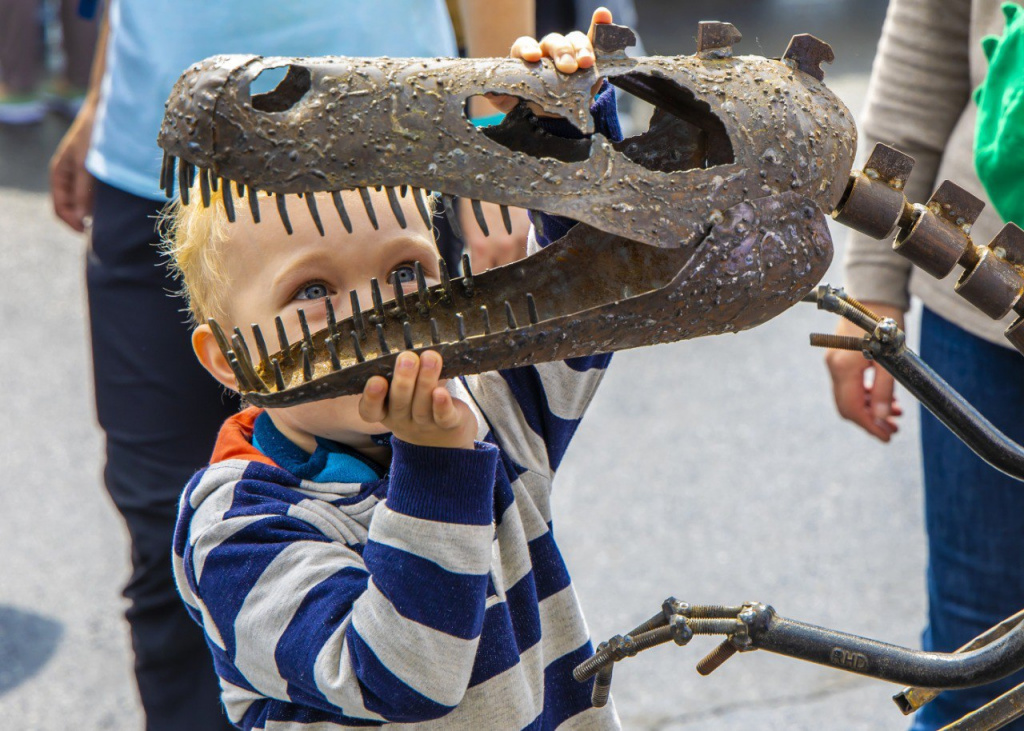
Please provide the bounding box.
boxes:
[463,75,735,174]
[251,64,312,112]
[609,73,735,172]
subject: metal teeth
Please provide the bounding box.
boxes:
[248,185,261,223]
[403,322,414,350]
[480,305,491,334]
[504,301,518,330]
[235,180,246,198]
[370,278,385,322]
[461,253,475,297]
[226,352,253,392]
[442,194,463,239]
[527,293,539,324]
[414,261,430,316]
[412,188,433,229]
[324,297,338,338]
[400,185,408,198]
[301,345,314,382]
[386,186,407,229]
[251,323,269,366]
[376,323,390,355]
[276,193,293,235]
[210,174,219,193]
[392,277,408,317]
[160,153,176,198]
[351,331,365,362]
[232,327,252,363]
[275,315,291,352]
[359,187,379,229]
[199,167,212,207]
[350,290,366,339]
[298,308,314,350]
[430,317,440,345]
[331,190,353,233]
[438,257,452,301]
[305,192,325,236]
[222,179,236,222]
[456,313,466,341]
[207,318,232,360]
[471,198,490,237]
[178,161,192,205]
[232,331,267,393]
[500,204,513,235]
[326,337,342,370]
[272,358,286,390]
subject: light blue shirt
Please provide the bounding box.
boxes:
[87,0,457,200]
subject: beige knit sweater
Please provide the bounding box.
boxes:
[845,0,1012,345]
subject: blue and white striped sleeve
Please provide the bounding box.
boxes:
[185,441,499,724]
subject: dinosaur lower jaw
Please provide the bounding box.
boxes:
[169,157,701,406]
[176,150,830,407]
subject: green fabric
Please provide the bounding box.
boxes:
[974,2,1024,226]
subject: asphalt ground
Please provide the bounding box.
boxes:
[0,2,937,729]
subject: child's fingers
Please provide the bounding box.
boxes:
[387,351,419,418]
[358,376,389,423]
[431,387,462,430]
[565,31,594,68]
[539,33,579,73]
[511,36,543,62]
[587,7,615,43]
[410,350,443,425]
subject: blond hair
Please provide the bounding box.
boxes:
[160,183,232,326]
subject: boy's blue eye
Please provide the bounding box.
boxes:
[295,282,330,300]
[389,264,417,286]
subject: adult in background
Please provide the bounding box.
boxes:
[825,1,1024,727]
[49,1,532,728]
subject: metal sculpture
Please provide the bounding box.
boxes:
[157,21,854,405]
[157,20,1024,730]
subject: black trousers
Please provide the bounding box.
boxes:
[87,181,238,731]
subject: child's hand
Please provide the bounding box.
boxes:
[488,7,613,116]
[359,350,477,450]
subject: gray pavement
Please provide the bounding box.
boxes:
[0,2,936,729]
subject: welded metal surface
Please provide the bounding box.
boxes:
[157,22,856,405]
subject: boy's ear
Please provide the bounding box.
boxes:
[193,324,241,393]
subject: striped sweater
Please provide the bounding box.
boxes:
[173,350,617,729]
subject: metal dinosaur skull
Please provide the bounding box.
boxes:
[157,22,856,406]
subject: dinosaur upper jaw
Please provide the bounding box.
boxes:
[157,24,854,405]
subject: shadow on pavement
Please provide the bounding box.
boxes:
[0,605,63,695]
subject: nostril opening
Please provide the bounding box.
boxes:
[251,65,312,112]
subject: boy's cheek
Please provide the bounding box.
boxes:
[274,393,386,436]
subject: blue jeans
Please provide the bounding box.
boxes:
[911,308,1024,730]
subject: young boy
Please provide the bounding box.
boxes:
[168,10,623,729]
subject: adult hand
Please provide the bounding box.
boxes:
[824,303,905,442]
[457,199,530,270]
[50,99,97,232]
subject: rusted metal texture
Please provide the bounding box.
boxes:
[157,22,856,405]
[832,142,1024,356]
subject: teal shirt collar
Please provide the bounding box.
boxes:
[252,411,387,484]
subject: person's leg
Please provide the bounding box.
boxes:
[58,0,98,90]
[87,181,238,731]
[0,0,43,93]
[911,307,1024,730]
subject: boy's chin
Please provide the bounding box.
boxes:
[269,394,387,446]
